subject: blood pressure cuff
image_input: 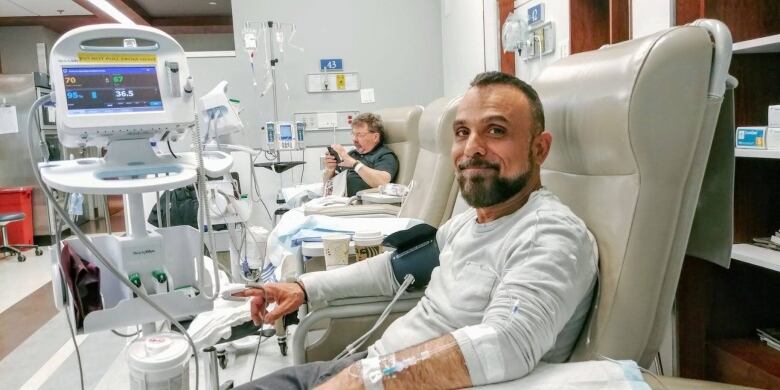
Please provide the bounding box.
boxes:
[383,224,440,290]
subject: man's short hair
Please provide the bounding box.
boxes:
[352,112,386,144]
[470,71,545,134]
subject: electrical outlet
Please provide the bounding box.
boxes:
[317,112,338,128]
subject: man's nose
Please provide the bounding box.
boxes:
[463,133,486,157]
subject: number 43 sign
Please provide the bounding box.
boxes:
[319,58,343,72]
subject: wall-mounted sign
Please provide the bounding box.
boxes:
[319,58,343,72]
[528,3,544,25]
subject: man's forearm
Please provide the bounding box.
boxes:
[355,165,391,188]
[382,333,471,390]
[298,252,398,304]
[322,334,472,390]
[323,168,336,182]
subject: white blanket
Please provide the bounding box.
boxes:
[265,207,422,281]
[478,360,650,390]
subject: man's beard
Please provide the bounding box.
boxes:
[457,157,532,208]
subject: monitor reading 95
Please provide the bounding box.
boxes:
[62,66,164,115]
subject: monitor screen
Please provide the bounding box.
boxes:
[62,66,163,115]
[279,123,293,140]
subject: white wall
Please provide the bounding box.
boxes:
[441,0,501,97]
[483,0,500,74]
[441,0,486,96]
[632,0,674,38]
[514,0,570,82]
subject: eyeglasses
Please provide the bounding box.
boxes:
[351,131,375,138]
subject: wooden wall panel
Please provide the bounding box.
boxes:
[706,0,780,42]
[676,0,705,26]
[609,0,630,43]
[570,0,610,54]
[677,0,780,42]
[498,0,516,74]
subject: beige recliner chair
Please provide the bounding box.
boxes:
[294,20,749,389]
[305,97,460,225]
[531,19,747,389]
[378,105,423,186]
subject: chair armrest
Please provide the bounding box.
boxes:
[304,204,401,217]
[292,292,423,364]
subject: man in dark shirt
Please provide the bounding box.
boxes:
[323,112,399,196]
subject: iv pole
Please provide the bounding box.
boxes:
[267,21,280,163]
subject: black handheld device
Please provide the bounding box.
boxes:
[326,146,342,164]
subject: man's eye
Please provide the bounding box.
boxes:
[455,128,469,137]
[488,127,505,135]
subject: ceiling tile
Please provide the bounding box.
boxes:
[134,0,232,17]
[0,0,36,16]
[6,0,92,16]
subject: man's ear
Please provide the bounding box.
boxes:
[532,131,552,165]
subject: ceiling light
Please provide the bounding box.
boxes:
[87,0,136,25]
[209,1,217,4]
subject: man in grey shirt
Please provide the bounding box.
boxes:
[236,71,598,389]
[323,113,400,196]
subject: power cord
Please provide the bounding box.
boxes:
[167,140,178,158]
[111,326,141,338]
[249,152,274,223]
[249,329,273,381]
[334,274,415,360]
[299,149,305,185]
[62,280,85,390]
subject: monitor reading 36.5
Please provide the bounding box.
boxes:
[62,66,163,115]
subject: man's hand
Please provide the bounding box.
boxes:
[330,144,357,169]
[324,153,338,172]
[232,282,306,325]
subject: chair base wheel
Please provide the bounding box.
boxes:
[278,339,287,356]
[35,248,43,256]
[17,255,26,262]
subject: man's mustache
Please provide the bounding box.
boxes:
[458,158,499,171]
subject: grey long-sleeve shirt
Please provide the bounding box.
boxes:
[299,188,598,385]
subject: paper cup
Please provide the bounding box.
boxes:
[353,230,384,261]
[322,233,350,269]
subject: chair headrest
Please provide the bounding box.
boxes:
[418,95,461,156]
[539,26,714,177]
[377,105,423,145]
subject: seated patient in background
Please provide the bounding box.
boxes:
[236,71,598,390]
[323,113,399,196]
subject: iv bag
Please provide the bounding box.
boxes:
[502,10,529,54]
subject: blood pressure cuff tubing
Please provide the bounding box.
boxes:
[383,224,440,290]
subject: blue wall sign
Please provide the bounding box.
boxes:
[528,4,544,25]
[320,59,343,72]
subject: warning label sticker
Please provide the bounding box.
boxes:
[77,53,156,64]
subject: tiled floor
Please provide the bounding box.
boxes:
[0,247,52,313]
[0,245,293,389]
